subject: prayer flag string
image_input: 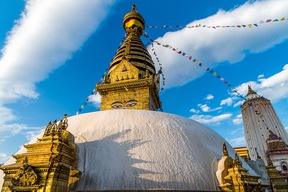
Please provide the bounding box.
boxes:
[146,17,287,29]
[76,89,96,115]
[151,43,166,93]
[143,32,245,99]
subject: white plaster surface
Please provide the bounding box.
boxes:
[0,110,256,191]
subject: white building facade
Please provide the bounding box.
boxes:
[241,86,288,174]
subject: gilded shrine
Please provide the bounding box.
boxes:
[0,115,80,192]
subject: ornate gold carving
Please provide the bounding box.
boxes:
[12,164,38,186]
[59,113,68,130]
[1,114,80,192]
[43,114,69,137]
[109,60,139,83]
[44,121,52,136]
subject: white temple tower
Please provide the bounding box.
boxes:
[241,85,288,168]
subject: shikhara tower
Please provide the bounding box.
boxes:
[97,4,162,111]
[241,85,288,170]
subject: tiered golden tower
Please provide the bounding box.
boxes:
[0,115,80,192]
[97,5,162,111]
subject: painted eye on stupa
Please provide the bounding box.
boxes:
[125,100,138,108]
[111,102,123,109]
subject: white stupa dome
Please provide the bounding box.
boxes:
[68,110,252,191]
[0,110,254,191]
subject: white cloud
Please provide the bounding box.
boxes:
[233,101,243,107]
[190,113,232,124]
[0,122,43,144]
[189,108,200,114]
[230,127,244,135]
[0,106,16,124]
[0,0,115,144]
[229,136,246,147]
[197,103,221,112]
[220,97,233,106]
[205,94,214,100]
[0,106,27,143]
[0,0,115,105]
[234,64,288,101]
[258,74,264,79]
[232,114,243,125]
[149,0,288,88]
[261,64,288,88]
[0,153,9,164]
[198,104,210,112]
[88,93,102,108]
[25,128,44,141]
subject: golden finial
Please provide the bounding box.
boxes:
[52,119,58,132]
[234,153,242,168]
[57,114,68,130]
[132,4,137,12]
[123,4,145,35]
[222,142,228,157]
[267,155,273,166]
[44,121,52,136]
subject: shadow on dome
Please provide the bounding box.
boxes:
[71,129,210,191]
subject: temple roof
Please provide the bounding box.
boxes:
[246,85,257,96]
[245,85,263,100]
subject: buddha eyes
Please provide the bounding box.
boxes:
[111,100,138,109]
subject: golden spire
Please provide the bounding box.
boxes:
[108,4,155,78]
[96,5,162,111]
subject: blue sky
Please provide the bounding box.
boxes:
[0,0,288,163]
